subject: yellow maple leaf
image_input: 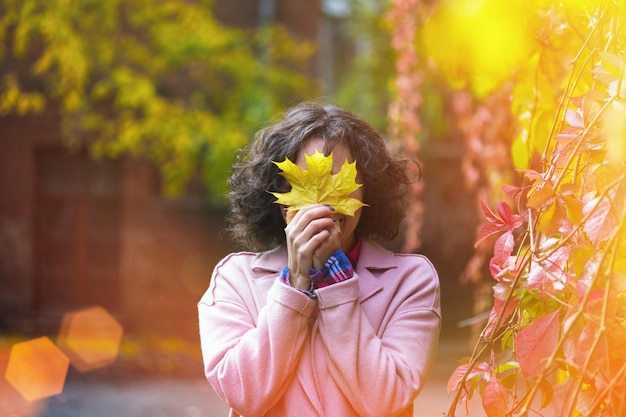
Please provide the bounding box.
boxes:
[270,151,368,216]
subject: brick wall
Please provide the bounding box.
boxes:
[0,109,234,339]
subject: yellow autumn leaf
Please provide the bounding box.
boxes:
[270,151,368,216]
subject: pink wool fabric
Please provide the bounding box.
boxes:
[198,239,441,417]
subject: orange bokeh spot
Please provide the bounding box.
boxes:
[4,337,69,401]
[57,305,124,372]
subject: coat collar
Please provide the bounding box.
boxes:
[251,244,288,273]
[251,240,396,302]
[251,239,397,275]
[356,239,397,272]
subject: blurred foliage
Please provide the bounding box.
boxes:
[331,0,395,133]
[0,0,316,200]
[330,0,449,145]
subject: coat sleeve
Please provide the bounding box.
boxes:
[198,254,317,417]
[315,256,441,417]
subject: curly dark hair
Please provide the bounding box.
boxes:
[226,102,419,251]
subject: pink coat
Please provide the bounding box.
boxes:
[198,240,441,417]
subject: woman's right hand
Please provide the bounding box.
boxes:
[284,204,340,290]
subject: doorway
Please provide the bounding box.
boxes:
[33,148,122,318]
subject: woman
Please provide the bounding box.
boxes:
[198,102,441,417]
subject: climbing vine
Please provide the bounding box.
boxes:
[443,1,626,415]
[388,0,626,414]
[386,0,426,252]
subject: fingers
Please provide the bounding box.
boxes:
[286,204,334,226]
[285,205,336,240]
[285,204,340,284]
[312,227,340,271]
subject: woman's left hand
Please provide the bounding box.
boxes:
[284,204,341,288]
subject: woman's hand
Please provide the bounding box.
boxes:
[284,204,340,290]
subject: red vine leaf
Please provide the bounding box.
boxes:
[564,107,584,129]
[515,310,560,380]
[447,361,492,396]
[482,374,508,417]
[584,198,616,244]
[490,231,515,275]
[475,200,525,247]
[583,181,626,244]
[528,241,571,297]
[502,184,529,212]
[497,201,524,229]
[592,53,624,86]
[484,288,518,339]
[581,90,605,126]
[477,223,509,247]
[480,199,504,224]
[447,363,470,394]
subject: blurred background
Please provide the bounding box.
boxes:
[0,0,605,415]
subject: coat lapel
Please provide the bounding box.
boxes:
[356,240,397,302]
